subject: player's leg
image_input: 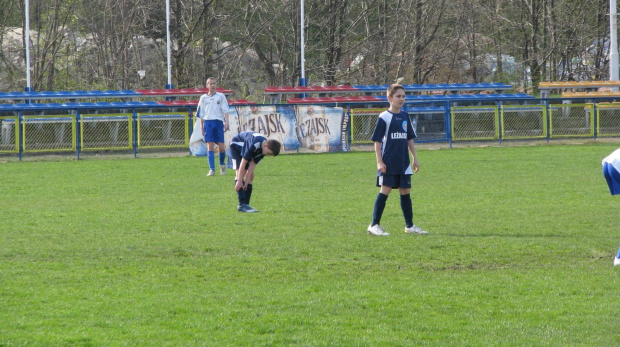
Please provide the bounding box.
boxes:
[213,121,227,174]
[368,175,393,236]
[372,188,390,223]
[234,168,248,210]
[204,121,218,175]
[399,176,427,234]
[603,162,620,195]
[230,148,249,211]
[398,186,414,228]
[241,163,257,212]
[218,141,227,174]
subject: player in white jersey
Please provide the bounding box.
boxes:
[367,84,427,236]
[602,148,620,265]
[196,77,230,176]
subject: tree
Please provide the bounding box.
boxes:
[0,0,614,97]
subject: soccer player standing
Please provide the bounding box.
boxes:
[229,131,281,213]
[196,77,230,176]
[602,148,620,265]
[367,84,427,236]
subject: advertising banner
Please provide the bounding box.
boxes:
[191,104,350,155]
[235,105,300,152]
[295,105,349,152]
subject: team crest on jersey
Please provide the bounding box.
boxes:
[402,121,407,132]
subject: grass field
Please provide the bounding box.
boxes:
[2,143,620,346]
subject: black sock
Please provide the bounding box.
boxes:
[246,184,253,205]
[235,180,246,205]
[400,193,413,228]
[372,193,388,226]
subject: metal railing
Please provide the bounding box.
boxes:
[3,97,620,159]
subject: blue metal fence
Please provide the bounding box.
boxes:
[2,96,620,160]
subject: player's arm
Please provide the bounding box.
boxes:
[245,161,257,185]
[408,139,419,173]
[374,141,386,173]
[221,95,230,131]
[195,96,203,119]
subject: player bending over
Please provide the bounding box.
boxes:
[229,131,281,213]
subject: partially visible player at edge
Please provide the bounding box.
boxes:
[367,84,428,236]
[229,131,281,213]
[196,77,230,176]
[602,148,620,265]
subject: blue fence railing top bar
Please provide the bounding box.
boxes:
[403,106,446,113]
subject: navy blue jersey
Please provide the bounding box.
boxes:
[230,131,267,164]
[371,110,417,175]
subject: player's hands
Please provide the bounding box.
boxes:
[234,180,243,192]
[224,120,230,131]
[377,161,387,173]
[413,160,419,173]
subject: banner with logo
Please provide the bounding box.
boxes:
[191,105,349,155]
[234,105,300,152]
[295,105,349,153]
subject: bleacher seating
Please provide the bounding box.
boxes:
[134,88,233,97]
[285,93,532,105]
[264,85,359,94]
[539,81,620,98]
[0,87,258,112]
[265,83,512,103]
[352,83,512,93]
[562,91,620,98]
[286,96,382,104]
[157,99,254,106]
[0,88,234,102]
[0,99,255,111]
[375,93,532,101]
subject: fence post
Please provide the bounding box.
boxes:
[444,101,452,148]
[76,111,81,160]
[545,98,551,143]
[497,100,502,145]
[132,108,138,158]
[18,111,23,161]
[346,105,352,149]
[593,99,598,140]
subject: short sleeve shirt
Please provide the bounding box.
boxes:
[230,131,267,164]
[371,110,417,175]
[603,148,620,172]
[197,92,229,121]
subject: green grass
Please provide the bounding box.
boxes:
[2,144,620,346]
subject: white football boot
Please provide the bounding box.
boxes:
[405,225,428,235]
[367,224,389,236]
